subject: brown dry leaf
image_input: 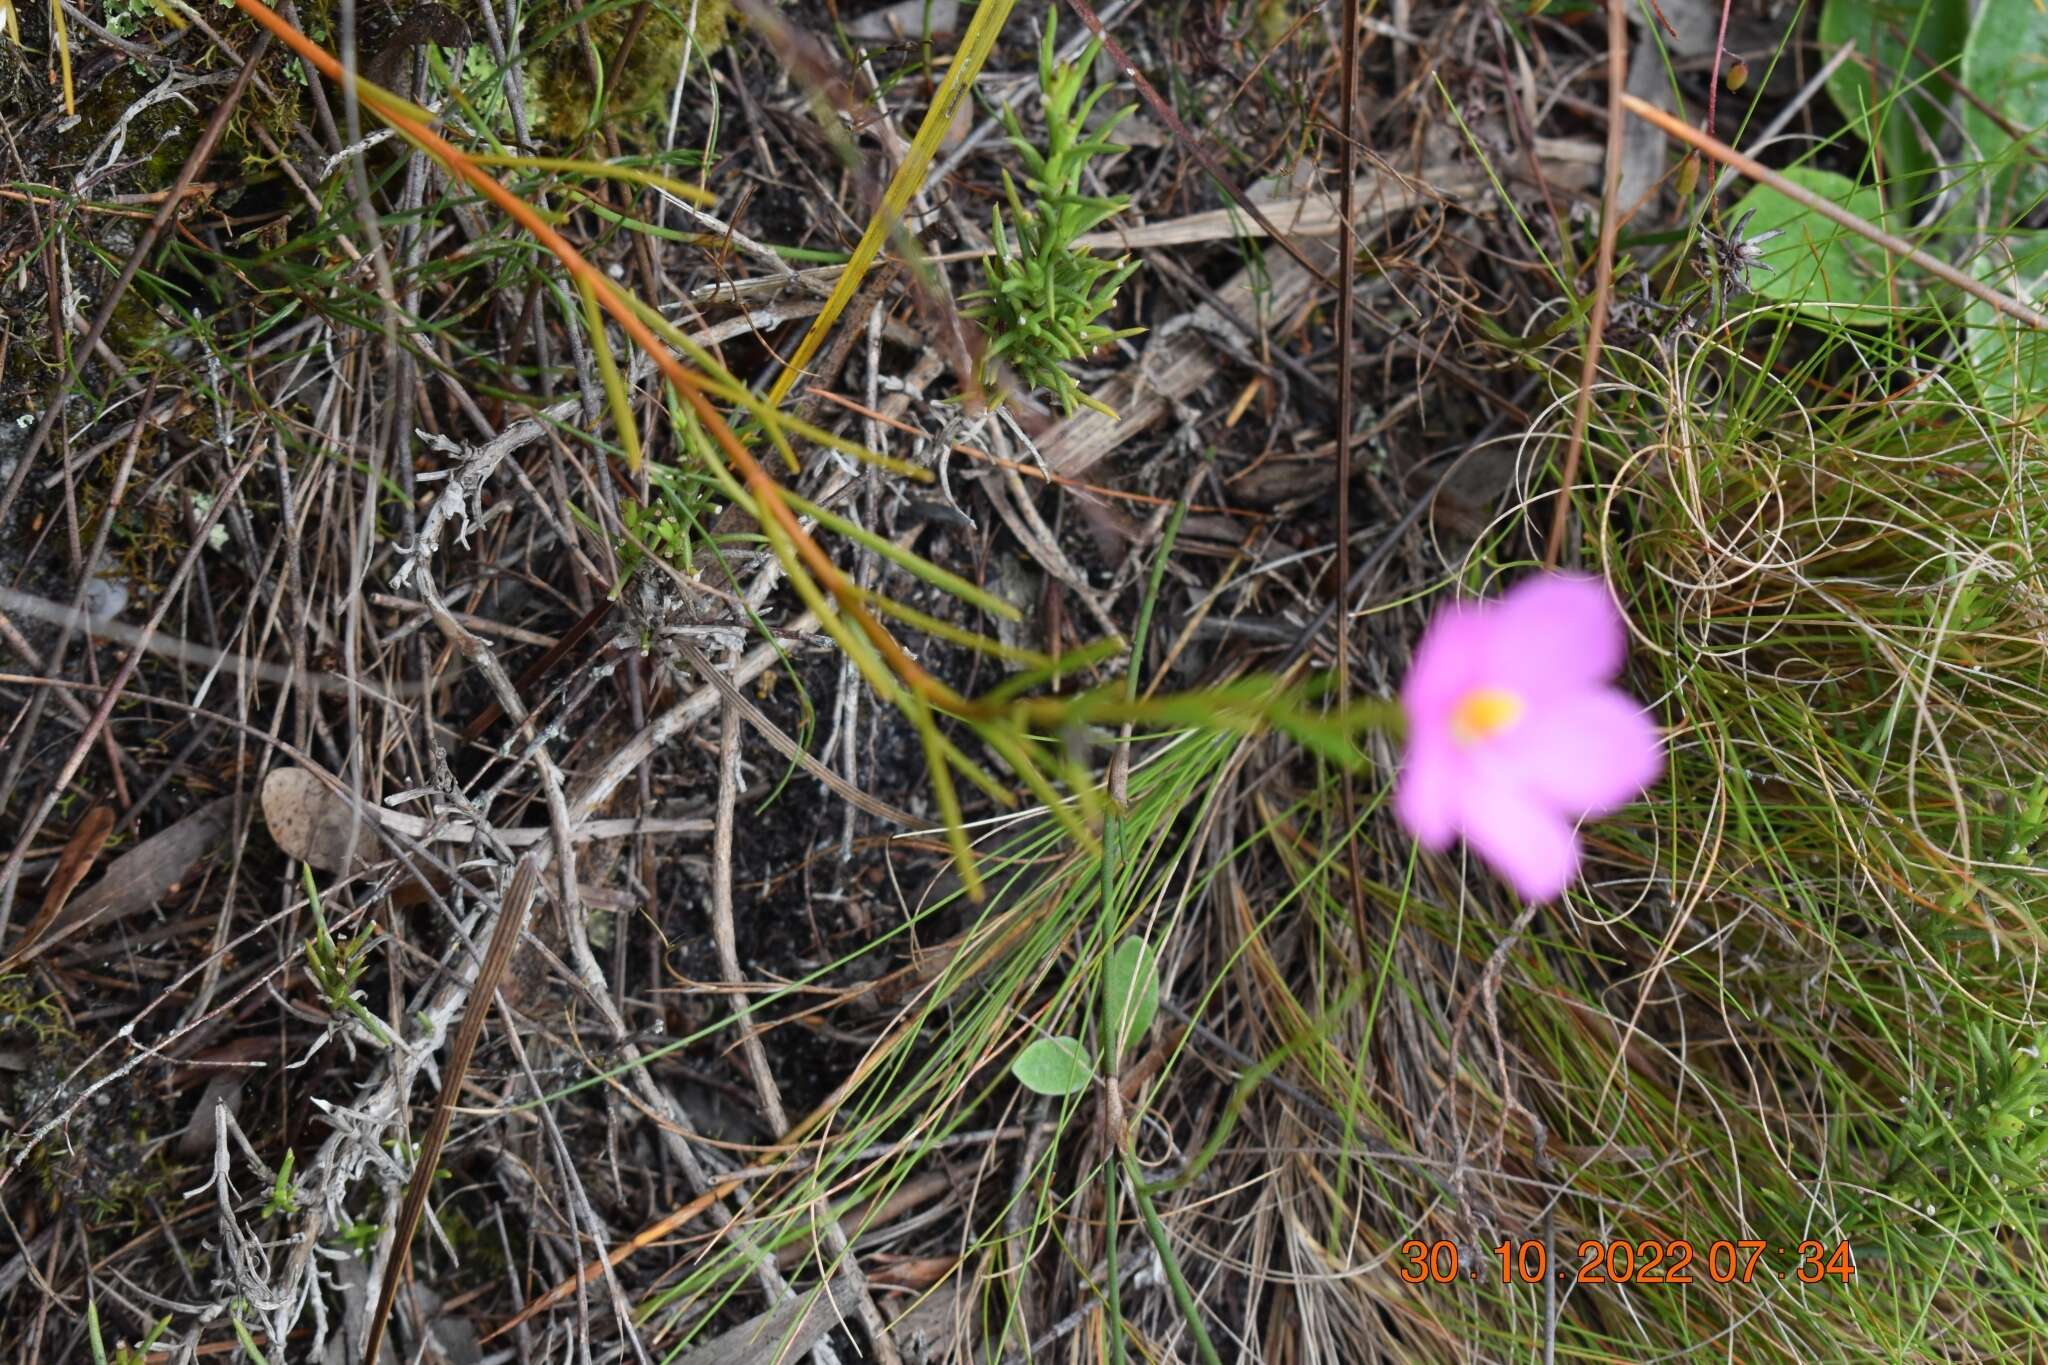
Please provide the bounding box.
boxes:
[0,805,116,968]
[1,798,234,969]
[261,767,378,873]
[39,804,114,920]
[844,0,959,39]
[668,1281,854,1365]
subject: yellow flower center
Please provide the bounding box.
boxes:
[1450,687,1524,745]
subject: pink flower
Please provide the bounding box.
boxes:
[1395,573,1663,901]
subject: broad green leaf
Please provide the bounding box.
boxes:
[1961,232,2048,425]
[1818,0,1968,218]
[1727,169,1901,324]
[1012,1036,1093,1096]
[1101,938,1160,1064]
[1962,0,2048,214]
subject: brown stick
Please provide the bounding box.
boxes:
[1334,0,1373,961]
[362,856,542,1365]
[1621,93,2048,330]
[1543,0,1629,571]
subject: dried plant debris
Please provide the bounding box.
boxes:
[4,0,2045,1361]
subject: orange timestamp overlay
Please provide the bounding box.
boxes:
[1396,1238,1857,1287]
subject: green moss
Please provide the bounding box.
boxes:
[522,0,731,144]
[76,431,183,594]
[50,9,315,188]
[0,975,66,1048]
[1,975,176,1229]
[0,35,32,116]
[105,270,175,356]
[433,1200,510,1281]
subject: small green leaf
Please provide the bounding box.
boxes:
[1726,169,1901,324]
[1102,937,1160,1063]
[1013,1036,1094,1095]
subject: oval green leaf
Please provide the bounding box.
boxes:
[1102,937,1160,1064]
[1726,168,1903,325]
[1961,232,2048,425]
[1818,0,1968,217]
[1963,0,2048,213]
[1012,1036,1093,1096]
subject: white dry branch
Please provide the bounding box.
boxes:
[303,397,876,1361]
[389,406,577,590]
[276,911,513,1359]
[73,69,233,192]
[188,1101,304,1342]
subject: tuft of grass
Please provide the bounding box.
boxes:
[1581,323,2048,1353]
[1332,137,2048,1353]
[625,726,1254,1359]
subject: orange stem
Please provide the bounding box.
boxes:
[227,0,968,712]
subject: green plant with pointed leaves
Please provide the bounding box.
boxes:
[335,1217,382,1255]
[966,17,1143,417]
[1880,1023,2048,1233]
[302,866,389,1047]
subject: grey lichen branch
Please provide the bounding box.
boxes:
[390,404,576,590]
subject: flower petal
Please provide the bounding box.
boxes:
[1458,782,1582,902]
[1483,574,1628,692]
[1401,601,1489,723]
[1491,688,1664,814]
[1394,735,1461,849]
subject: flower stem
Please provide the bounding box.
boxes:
[1125,1149,1223,1365]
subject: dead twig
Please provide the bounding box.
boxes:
[362,856,541,1365]
[1543,0,1629,571]
[1622,93,2048,328]
[1334,0,1368,964]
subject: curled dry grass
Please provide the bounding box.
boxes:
[1167,310,2048,1360]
